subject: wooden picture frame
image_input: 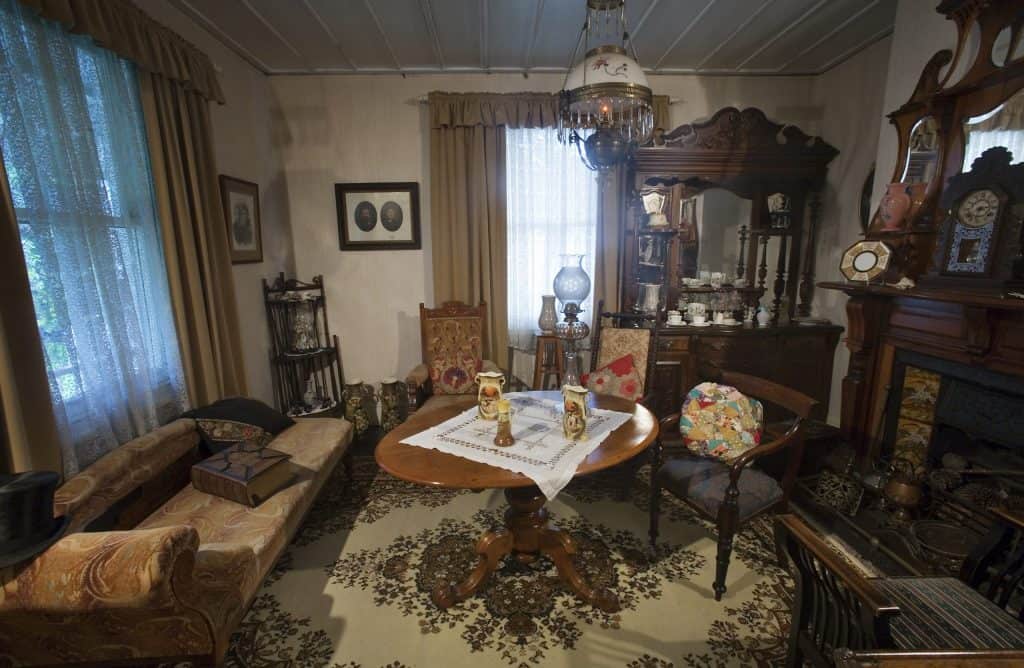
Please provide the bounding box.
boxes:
[219,175,263,264]
[335,182,421,251]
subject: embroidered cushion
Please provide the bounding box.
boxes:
[679,382,763,461]
[183,397,294,454]
[429,353,481,395]
[583,354,644,401]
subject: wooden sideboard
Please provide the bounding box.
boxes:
[646,323,841,420]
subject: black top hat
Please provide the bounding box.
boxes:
[0,471,69,569]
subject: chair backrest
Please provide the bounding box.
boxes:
[419,301,488,365]
[590,299,659,392]
[775,514,900,666]
[719,370,818,420]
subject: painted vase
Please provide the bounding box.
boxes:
[562,384,589,441]
[537,294,558,334]
[879,183,912,231]
[342,379,371,436]
[378,377,407,433]
[474,371,505,420]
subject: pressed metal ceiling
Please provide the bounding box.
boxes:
[171,0,896,76]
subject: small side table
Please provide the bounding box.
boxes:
[532,333,565,390]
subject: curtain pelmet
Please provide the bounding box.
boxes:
[17,0,223,102]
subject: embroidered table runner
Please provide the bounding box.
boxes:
[400,392,633,499]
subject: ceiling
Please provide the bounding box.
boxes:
[172,0,896,77]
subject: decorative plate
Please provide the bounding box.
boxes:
[840,240,892,282]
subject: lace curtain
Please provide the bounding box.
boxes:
[0,0,186,475]
[506,128,598,352]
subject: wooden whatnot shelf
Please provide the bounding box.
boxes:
[263,274,345,418]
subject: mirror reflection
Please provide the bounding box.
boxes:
[992,26,1023,67]
[676,188,751,278]
[901,116,940,184]
[962,87,1024,169]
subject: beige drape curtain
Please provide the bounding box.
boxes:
[653,95,671,133]
[429,93,559,363]
[16,0,224,103]
[0,151,64,475]
[140,73,247,405]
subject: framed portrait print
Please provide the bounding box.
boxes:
[336,182,421,251]
[219,175,263,264]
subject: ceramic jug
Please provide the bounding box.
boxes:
[342,379,371,436]
[474,371,505,420]
[562,385,589,441]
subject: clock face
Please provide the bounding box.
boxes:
[956,189,1000,228]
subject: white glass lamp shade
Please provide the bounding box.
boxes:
[553,254,592,310]
[561,46,654,145]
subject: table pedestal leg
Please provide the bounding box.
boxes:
[431,486,620,612]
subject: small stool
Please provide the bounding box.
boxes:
[532,333,565,390]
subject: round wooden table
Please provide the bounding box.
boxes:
[375,390,658,612]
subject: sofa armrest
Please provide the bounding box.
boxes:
[1,526,199,613]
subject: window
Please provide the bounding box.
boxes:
[506,128,598,356]
[0,0,186,474]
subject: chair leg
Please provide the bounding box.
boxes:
[649,480,661,551]
[713,490,740,602]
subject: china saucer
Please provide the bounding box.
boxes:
[689,321,712,327]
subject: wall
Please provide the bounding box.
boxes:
[268,73,820,385]
[810,37,893,425]
[135,0,295,406]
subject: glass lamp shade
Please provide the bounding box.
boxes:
[553,254,592,310]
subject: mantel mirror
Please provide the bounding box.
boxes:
[861,0,1024,287]
[961,88,1024,171]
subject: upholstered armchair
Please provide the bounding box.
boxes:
[406,301,502,414]
[776,512,1024,667]
[649,370,816,601]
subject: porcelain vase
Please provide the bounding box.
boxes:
[879,183,912,231]
[537,294,558,333]
[562,385,589,441]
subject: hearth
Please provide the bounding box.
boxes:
[799,349,1024,577]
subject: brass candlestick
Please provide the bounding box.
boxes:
[493,399,514,447]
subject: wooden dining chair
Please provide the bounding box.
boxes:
[776,512,1024,667]
[649,370,817,601]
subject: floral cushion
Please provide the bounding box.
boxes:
[679,382,763,461]
[583,354,644,401]
[424,315,483,395]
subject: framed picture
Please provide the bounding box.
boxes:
[335,182,421,251]
[219,175,263,264]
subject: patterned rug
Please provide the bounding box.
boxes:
[222,456,794,668]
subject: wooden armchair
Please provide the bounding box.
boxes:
[649,370,816,601]
[775,512,1024,667]
[405,301,502,414]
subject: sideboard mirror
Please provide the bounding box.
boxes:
[961,88,1024,171]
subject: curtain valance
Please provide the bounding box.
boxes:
[429,92,560,129]
[18,0,224,102]
[428,91,670,132]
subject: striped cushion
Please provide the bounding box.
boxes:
[872,577,1024,650]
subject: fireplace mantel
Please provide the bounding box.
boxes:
[820,281,1024,463]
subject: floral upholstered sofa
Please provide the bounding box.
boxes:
[0,415,352,667]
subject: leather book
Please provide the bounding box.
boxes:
[190,442,292,507]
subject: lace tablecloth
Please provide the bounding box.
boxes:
[400,392,633,499]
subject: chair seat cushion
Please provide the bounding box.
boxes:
[655,456,782,520]
[680,382,763,461]
[583,353,643,401]
[871,577,1024,650]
